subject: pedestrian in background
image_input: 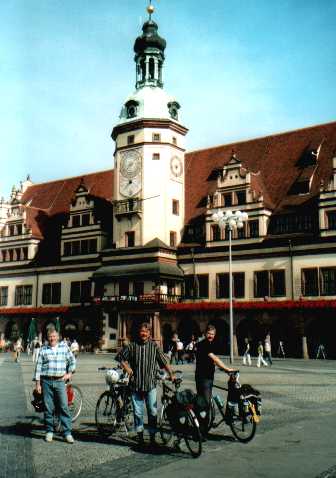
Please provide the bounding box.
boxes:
[256,341,268,368]
[277,340,285,358]
[185,335,197,363]
[242,337,252,366]
[264,337,273,366]
[70,339,80,358]
[14,338,23,363]
[176,338,184,364]
[33,328,76,444]
[32,337,41,363]
[316,343,326,359]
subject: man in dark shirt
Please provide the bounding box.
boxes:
[195,325,235,405]
[120,322,174,446]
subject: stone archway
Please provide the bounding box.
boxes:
[236,318,264,356]
[271,315,301,358]
[207,318,230,355]
[305,315,336,359]
[177,316,201,345]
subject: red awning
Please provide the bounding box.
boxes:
[0,306,69,315]
[166,299,336,311]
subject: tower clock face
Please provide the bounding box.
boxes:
[119,149,142,197]
[170,155,183,178]
[120,149,142,179]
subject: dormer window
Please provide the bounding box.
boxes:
[167,101,180,120]
[125,100,139,119]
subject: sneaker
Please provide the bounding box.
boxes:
[64,434,74,444]
[45,432,53,443]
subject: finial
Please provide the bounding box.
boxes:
[147,1,155,20]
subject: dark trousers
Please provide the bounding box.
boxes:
[195,376,214,435]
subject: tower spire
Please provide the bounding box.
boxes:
[134,2,166,89]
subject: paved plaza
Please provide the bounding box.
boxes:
[0,353,336,478]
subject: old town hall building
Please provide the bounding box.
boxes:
[1,8,336,358]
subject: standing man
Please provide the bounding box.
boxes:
[264,336,273,366]
[119,322,175,447]
[33,328,76,443]
[195,325,236,406]
[242,337,252,366]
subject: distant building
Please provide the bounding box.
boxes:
[1,8,335,357]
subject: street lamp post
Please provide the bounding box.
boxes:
[212,209,248,364]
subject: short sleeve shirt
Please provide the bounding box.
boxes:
[195,339,216,380]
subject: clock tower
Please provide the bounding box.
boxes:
[111,4,188,249]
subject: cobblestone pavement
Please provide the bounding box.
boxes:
[0,353,336,478]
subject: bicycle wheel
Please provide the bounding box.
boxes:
[68,384,83,422]
[159,403,173,445]
[183,409,202,458]
[229,404,256,443]
[95,391,117,436]
[205,397,216,432]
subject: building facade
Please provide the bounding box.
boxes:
[1,9,335,357]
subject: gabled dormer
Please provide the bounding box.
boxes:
[205,153,272,245]
[319,155,336,237]
[61,180,111,261]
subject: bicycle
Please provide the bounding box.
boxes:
[158,370,202,458]
[95,367,133,436]
[206,371,261,443]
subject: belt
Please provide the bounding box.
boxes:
[42,376,64,380]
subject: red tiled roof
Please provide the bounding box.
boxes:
[185,122,336,223]
[21,170,114,239]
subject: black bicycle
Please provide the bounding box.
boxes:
[158,370,202,458]
[95,367,133,436]
[206,371,261,443]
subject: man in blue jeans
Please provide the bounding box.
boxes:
[120,322,175,447]
[34,328,76,443]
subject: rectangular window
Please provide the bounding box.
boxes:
[152,133,161,142]
[22,247,28,260]
[184,275,194,298]
[17,224,22,235]
[0,287,8,306]
[237,226,245,239]
[72,241,80,255]
[211,224,221,241]
[1,250,6,262]
[183,274,209,299]
[270,270,286,297]
[81,240,89,255]
[152,153,160,160]
[216,273,245,298]
[302,268,319,296]
[172,199,179,215]
[125,231,135,247]
[89,238,97,253]
[320,268,336,295]
[15,285,32,305]
[254,271,269,298]
[169,231,177,247]
[198,274,209,298]
[327,211,336,230]
[127,135,135,145]
[82,213,90,226]
[15,248,21,261]
[64,242,71,256]
[9,225,15,236]
[249,220,259,238]
[9,250,14,261]
[224,193,232,207]
[70,281,91,303]
[236,191,246,205]
[72,215,80,227]
[119,278,129,296]
[42,283,61,304]
[134,281,144,296]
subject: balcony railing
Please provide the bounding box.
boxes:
[114,198,142,217]
[97,293,182,305]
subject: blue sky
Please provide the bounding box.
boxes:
[1,0,335,198]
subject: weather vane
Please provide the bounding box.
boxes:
[147,0,155,20]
